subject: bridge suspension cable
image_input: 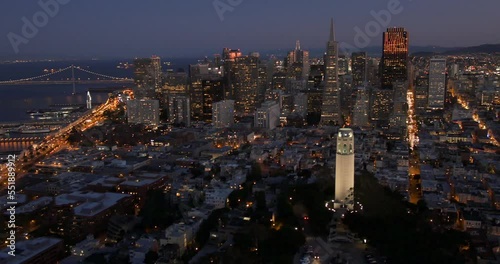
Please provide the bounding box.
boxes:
[0,65,131,84]
[73,66,129,80]
[0,65,73,84]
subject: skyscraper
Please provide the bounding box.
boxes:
[285,40,310,81]
[167,95,191,126]
[352,52,367,87]
[222,48,242,100]
[133,58,155,98]
[151,55,162,92]
[335,128,355,209]
[213,100,235,128]
[133,56,163,100]
[415,75,429,114]
[164,71,188,95]
[202,78,225,123]
[428,58,447,110]
[293,93,308,118]
[308,64,325,89]
[127,99,160,126]
[381,28,409,89]
[228,53,260,116]
[321,18,341,125]
[390,81,408,127]
[371,88,394,123]
[352,87,370,127]
[254,101,280,130]
[338,55,349,76]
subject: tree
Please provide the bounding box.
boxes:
[255,191,267,212]
[248,162,262,182]
[144,251,159,264]
[139,190,177,229]
[259,226,305,263]
[417,199,428,214]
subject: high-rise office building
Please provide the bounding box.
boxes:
[202,78,225,123]
[371,88,394,123]
[285,40,310,81]
[223,48,242,99]
[254,101,280,130]
[189,75,204,121]
[415,75,429,114]
[167,95,191,126]
[338,55,349,76]
[390,81,408,127]
[428,58,447,110]
[151,56,162,91]
[127,99,160,126]
[339,74,353,119]
[352,87,370,127]
[367,58,380,86]
[308,64,325,89]
[222,48,242,62]
[321,18,341,125]
[271,72,287,92]
[228,54,260,116]
[133,58,157,99]
[306,89,323,116]
[352,52,367,87]
[189,62,224,121]
[381,28,409,89]
[213,100,235,128]
[335,128,355,209]
[162,71,188,118]
[280,93,294,120]
[293,93,308,117]
[257,64,269,106]
[450,63,459,78]
[164,71,188,94]
[189,64,211,121]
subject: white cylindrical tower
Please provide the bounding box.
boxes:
[334,128,355,209]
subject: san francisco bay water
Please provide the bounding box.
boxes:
[0,59,195,123]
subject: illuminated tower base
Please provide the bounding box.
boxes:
[334,128,355,209]
[86,91,92,109]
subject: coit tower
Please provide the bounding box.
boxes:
[335,128,355,209]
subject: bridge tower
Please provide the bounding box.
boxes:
[86,91,92,109]
[71,65,76,95]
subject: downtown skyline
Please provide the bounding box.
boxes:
[0,2,499,263]
[1,0,500,59]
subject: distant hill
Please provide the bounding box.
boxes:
[443,44,500,55]
[411,44,500,57]
[294,45,498,58]
[1,43,499,61]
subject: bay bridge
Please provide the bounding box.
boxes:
[0,65,134,94]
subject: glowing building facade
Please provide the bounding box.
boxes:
[381,28,409,89]
[335,128,355,209]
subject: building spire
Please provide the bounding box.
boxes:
[295,40,300,50]
[329,18,335,41]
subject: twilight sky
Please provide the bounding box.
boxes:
[1,0,499,58]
